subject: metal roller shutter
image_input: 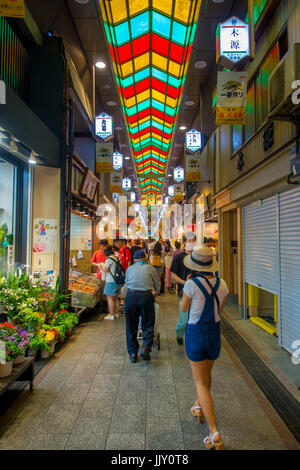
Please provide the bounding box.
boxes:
[279,187,300,353]
[244,195,279,294]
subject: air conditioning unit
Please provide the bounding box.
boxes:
[268,43,300,119]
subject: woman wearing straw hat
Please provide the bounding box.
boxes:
[180,246,229,450]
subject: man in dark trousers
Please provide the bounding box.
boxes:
[124,250,160,363]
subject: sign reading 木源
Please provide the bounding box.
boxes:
[217,16,250,66]
[216,71,248,125]
[0,0,25,18]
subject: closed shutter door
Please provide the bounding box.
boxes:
[279,187,300,353]
[244,195,279,294]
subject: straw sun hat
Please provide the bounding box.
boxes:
[183,246,219,273]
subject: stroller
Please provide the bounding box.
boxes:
[138,302,160,350]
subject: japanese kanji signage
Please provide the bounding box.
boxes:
[122,177,132,191]
[216,72,248,125]
[113,152,123,171]
[217,16,249,64]
[0,0,25,18]
[95,113,113,140]
[186,129,202,153]
[174,167,184,183]
[96,143,113,173]
[110,169,123,193]
[173,183,185,202]
[186,153,201,182]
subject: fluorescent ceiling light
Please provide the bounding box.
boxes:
[179,126,187,130]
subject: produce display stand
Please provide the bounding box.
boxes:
[0,358,34,398]
[68,269,103,313]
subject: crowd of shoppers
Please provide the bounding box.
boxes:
[90,233,227,450]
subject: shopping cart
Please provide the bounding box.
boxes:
[138,302,160,351]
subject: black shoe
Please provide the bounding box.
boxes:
[176,337,184,346]
[129,353,137,363]
[140,348,151,361]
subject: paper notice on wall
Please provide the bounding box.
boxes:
[216,72,248,125]
[32,270,56,289]
[33,219,58,254]
[0,0,25,18]
[96,143,113,173]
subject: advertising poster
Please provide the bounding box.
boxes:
[33,219,58,254]
[96,143,113,173]
[0,0,25,18]
[173,183,185,202]
[186,152,201,182]
[110,169,123,193]
[216,71,248,125]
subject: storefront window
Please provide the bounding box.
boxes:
[0,159,16,274]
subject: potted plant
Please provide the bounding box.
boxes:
[38,329,56,358]
[0,348,13,378]
[12,329,33,365]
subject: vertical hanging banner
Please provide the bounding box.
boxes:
[0,0,25,18]
[174,167,185,183]
[185,152,201,182]
[113,152,123,171]
[186,129,202,153]
[95,113,113,141]
[173,183,185,202]
[110,169,123,193]
[216,72,248,125]
[96,142,113,173]
[122,177,132,191]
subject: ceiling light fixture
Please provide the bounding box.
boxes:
[179,126,187,131]
[185,100,195,106]
[29,151,37,165]
[194,60,207,69]
[107,101,116,106]
[75,0,90,4]
[95,61,106,69]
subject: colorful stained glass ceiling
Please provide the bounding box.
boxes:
[99,0,201,196]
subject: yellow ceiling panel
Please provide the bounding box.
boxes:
[134,53,150,73]
[152,0,172,16]
[129,0,150,16]
[152,53,167,72]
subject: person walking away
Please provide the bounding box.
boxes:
[171,233,196,345]
[101,246,125,320]
[124,250,160,363]
[130,239,142,259]
[172,241,183,260]
[150,242,163,284]
[164,240,173,290]
[180,247,228,450]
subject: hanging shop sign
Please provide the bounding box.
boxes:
[217,17,249,65]
[186,129,202,153]
[95,113,113,141]
[168,185,175,197]
[33,219,58,254]
[0,0,25,18]
[113,152,123,171]
[130,192,136,202]
[156,196,163,205]
[149,195,156,206]
[174,167,184,183]
[79,169,99,201]
[112,193,120,202]
[216,71,248,125]
[186,153,201,182]
[122,177,132,191]
[141,195,148,206]
[173,183,185,202]
[96,142,113,173]
[110,169,123,193]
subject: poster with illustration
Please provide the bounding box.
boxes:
[33,219,58,253]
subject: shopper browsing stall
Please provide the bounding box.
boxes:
[101,246,125,320]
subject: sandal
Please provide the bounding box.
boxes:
[204,432,224,451]
[191,404,204,423]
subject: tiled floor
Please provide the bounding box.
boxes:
[0,293,296,450]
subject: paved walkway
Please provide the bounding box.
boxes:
[0,293,296,450]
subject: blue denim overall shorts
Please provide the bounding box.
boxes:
[185,277,221,362]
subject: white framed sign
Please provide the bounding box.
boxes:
[186,129,202,153]
[218,16,249,64]
[95,113,113,140]
[113,152,123,171]
[174,166,184,183]
[130,192,136,202]
[168,185,175,197]
[122,177,132,191]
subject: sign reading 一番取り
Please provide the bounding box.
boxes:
[217,16,250,64]
[186,152,201,182]
[0,0,25,18]
[110,169,123,193]
[96,143,113,173]
[216,71,248,125]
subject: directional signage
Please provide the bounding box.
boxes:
[95,113,113,140]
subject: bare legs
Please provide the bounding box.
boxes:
[189,359,220,439]
[107,295,119,317]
